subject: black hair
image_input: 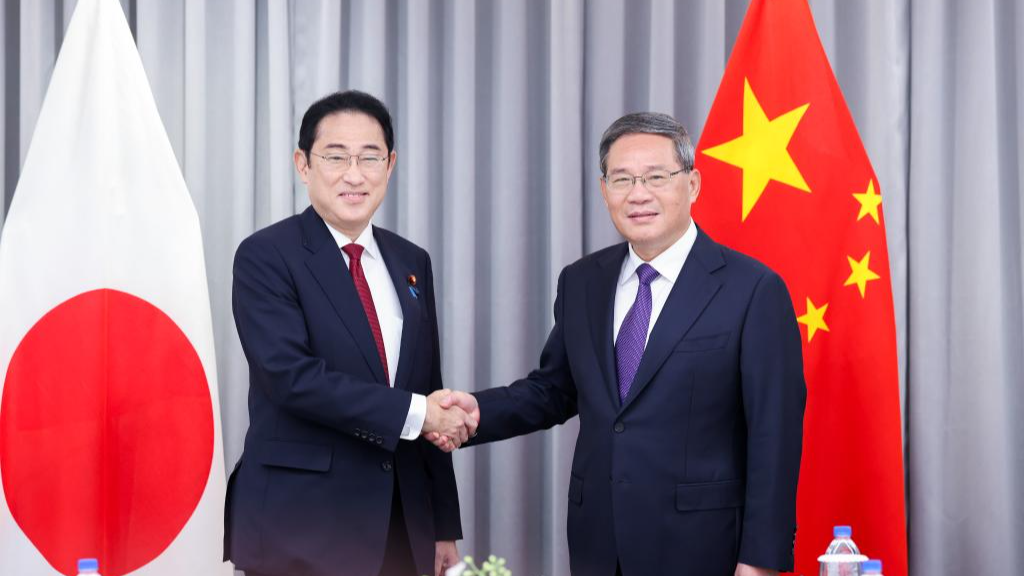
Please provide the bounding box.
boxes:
[297,90,395,157]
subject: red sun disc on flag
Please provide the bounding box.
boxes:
[1,289,214,576]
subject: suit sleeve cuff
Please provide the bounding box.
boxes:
[401,393,427,440]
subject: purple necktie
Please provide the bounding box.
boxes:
[616,263,659,403]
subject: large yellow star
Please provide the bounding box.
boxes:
[852,180,883,224]
[702,78,811,221]
[844,251,881,298]
[796,298,830,342]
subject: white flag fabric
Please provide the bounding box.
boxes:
[0,0,230,574]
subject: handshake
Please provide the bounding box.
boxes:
[420,390,480,452]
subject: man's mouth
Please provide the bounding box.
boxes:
[628,211,658,221]
[338,192,369,202]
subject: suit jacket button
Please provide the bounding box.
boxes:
[613,422,625,433]
[376,437,384,445]
[381,461,393,472]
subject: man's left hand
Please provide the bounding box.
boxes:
[735,563,778,576]
[435,540,460,576]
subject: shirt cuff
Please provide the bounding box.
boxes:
[401,393,427,440]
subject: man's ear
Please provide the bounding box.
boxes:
[294,149,310,184]
[599,176,611,210]
[688,168,701,204]
[385,150,398,180]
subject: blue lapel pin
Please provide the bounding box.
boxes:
[407,274,420,299]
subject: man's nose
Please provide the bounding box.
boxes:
[341,162,366,184]
[627,185,653,202]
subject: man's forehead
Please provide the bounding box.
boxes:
[314,111,387,147]
[606,134,676,166]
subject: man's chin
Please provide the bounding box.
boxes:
[622,229,660,245]
[324,212,371,236]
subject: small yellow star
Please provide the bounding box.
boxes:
[844,251,882,298]
[796,298,830,342]
[702,78,811,221]
[852,180,883,224]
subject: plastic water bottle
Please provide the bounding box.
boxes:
[818,525,868,576]
[824,525,860,555]
[861,559,884,575]
[76,558,101,576]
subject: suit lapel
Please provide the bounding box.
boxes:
[300,208,388,384]
[619,230,725,413]
[588,243,628,407]
[374,227,421,391]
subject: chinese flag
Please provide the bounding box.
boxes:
[693,1,907,575]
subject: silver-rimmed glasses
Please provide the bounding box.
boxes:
[603,168,685,193]
[309,152,388,172]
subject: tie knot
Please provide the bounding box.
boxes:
[342,243,364,261]
[636,263,659,286]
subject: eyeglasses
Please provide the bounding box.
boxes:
[603,168,685,193]
[309,152,388,172]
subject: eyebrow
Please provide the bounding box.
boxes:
[607,164,671,174]
[321,143,385,152]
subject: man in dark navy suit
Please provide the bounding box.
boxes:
[433,113,806,576]
[225,91,475,576]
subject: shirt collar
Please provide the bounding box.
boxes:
[324,221,381,261]
[618,219,699,287]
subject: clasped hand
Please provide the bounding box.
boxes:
[421,390,480,452]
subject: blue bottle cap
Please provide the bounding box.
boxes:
[862,559,882,572]
[78,558,99,572]
[833,525,852,538]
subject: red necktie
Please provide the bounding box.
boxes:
[341,243,389,385]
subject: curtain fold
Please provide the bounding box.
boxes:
[907,1,1024,574]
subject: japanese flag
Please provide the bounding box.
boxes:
[0,0,231,574]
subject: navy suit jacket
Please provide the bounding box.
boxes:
[224,207,461,576]
[472,228,805,576]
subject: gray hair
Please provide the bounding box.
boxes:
[598,112,695,176]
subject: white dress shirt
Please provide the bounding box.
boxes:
[326,222,427,440]
[613,220,699,347]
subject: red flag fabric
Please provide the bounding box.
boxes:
[693,1,907,575]
[0,0,231,574]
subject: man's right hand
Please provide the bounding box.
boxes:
[422,390,477,450]
[424,391,480,452]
